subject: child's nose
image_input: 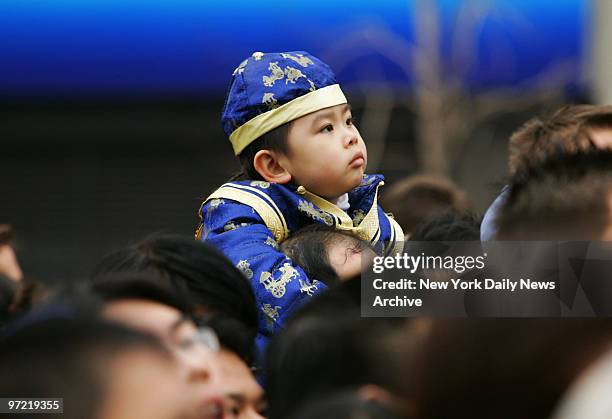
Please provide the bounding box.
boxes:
[343,132,358,147]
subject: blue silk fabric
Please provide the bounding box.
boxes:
[196,174,403,350]
[221,51,339,138]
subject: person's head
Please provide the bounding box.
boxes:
[92,233,258,335]
[416,319,612,419]
[223,51,366,200]
[408,212,481,242]
[0,317,196,419]
[508,104,612,176]
[266,295,412,419]
[89,274,225,419]
[497,150,612,240]
[216,349,267,419]
[280,224,375,284]
[201,315,266,419]
[378,175,470,237]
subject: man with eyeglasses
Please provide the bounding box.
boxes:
[90,274,227,419]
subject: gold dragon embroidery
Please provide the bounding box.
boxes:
[262,93,278,110]
[280,53,314,67]
[284,66,306,84]
[236,260,253,279]
[259,263,299,298]
[298,200,334,226]
[262,304,281,331]
[299,279,319,296]
[262,62,285,87]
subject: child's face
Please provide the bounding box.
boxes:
[280,104,367,200]
[327,237,376,281]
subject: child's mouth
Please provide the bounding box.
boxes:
[349,154,365,168]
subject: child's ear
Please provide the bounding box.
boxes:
[253,150,292,184]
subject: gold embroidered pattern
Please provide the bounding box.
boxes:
[209,199,225,211]
[280,53,314,67]
[232,59,248,76]
[252,51,264,61]
[352,209,366,227]
[236,260,253,279]
[298,200,334,226]
[262,62,285,87]
[284,66,306,84]
[360,176,376,187]
[296,183,383,243]
[224,221,249,232]
[299,279,318,296]
[205,184,289,243]
[259,263,299,298]
[262,93,278,110]
[262,304,281,331]
[307,79,316,92]
[250,180,271,189]
[265,236,279,249]
[386,214,405,255]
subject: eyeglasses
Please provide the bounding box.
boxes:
[173,326,220,355]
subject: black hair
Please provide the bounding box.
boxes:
[89,273,192,315]
[280,224,370,285]
[231,123,291,181]
[497,150,612,240]
[0,317,168,419]
[91,233,258,335]
[409,212,481,242]
[200,314,255,366]
[265,282,409,419]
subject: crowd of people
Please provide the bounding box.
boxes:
[3,50,612,418]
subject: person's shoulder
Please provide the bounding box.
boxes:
[217,179,296,193]
[202,180,296,242]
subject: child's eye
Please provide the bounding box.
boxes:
[346,117,353,126]
[320,124,333,133]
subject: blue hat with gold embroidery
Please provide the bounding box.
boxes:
[221,51,347,155]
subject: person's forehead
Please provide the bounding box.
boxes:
[301,103,351,124]
[217,350,262,397]
[103,299,188,337]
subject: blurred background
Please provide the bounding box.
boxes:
[1,0,609,282]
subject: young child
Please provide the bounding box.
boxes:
[196,51,403,348]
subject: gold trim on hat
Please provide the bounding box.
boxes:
[229,84,347,155]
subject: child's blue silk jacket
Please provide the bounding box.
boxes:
[196,174,403,343]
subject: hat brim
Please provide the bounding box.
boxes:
[230,84,347,155]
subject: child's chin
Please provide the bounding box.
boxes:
[348,173,364,189]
